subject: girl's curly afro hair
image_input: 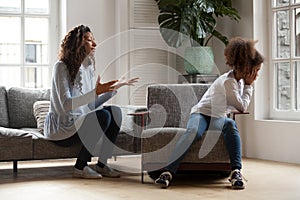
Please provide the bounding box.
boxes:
[224,37,264,74]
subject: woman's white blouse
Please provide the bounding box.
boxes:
[44,61,116,140]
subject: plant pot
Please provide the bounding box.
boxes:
[183,46,215,74]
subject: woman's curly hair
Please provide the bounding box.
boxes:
[58,25,92,86]
[224,37,264,74]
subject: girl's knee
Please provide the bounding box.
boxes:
[224,119,237,131]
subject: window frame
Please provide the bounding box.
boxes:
[270,0,300,121]
[0,0,59,88]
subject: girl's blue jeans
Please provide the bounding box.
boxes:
[165,113,242,174]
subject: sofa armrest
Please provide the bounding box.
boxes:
[115,105,147,154]
[117,105,148,136]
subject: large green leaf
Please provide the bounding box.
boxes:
[210,30,228,45]
[157,5,183,47]
[195,14,216,38]
[154,0,240,47]
[156,0,183,8]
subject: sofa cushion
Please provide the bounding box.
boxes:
[0,86,9,127]
[0,127,35,138]
[142,127,230,169]
[7,87,50,128]
[33,100,50,133]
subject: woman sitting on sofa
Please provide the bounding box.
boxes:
[44,25,138,179]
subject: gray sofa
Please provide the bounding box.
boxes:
[141,84,231,182]
[0,86,146,172]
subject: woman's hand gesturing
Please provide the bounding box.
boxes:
[112,77,139,90]
[95,75,118,95]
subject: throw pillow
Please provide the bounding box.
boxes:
[33,100,50,133]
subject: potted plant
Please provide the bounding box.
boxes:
[154,0,240,74]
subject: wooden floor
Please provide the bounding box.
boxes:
[0,156,300,200]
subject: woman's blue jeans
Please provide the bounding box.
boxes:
[165,113,242,174]
[55,105,122,165]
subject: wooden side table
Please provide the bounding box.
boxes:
[128,111,149,130]
[127,111,149,156]
[228,110,250,120]
[128,111,150,183]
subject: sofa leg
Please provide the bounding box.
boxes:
[141,162,144,183]
[141,171,144,183]
[13,160,18,173]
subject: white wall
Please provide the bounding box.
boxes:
[65,0,132,105]
[64,0,300,164]
[65,0,117,82]
[212,0,254,74]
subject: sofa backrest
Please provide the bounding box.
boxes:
[0,86,9,127]
[7,87,50,128]
[147,84,210,128]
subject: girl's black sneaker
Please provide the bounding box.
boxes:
[154,171,172,189]
[228,169,247,189]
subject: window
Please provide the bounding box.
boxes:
[0,0,58,88]
[270,0,300,120]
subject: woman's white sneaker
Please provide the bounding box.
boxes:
[73,166,103,179]
[95,165,120,178]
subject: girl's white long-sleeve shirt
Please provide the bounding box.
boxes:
[44,61,116,140]
[191,70,253,118]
